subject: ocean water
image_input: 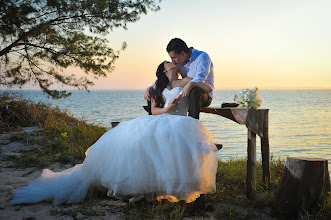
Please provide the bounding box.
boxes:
[3,89,331,174]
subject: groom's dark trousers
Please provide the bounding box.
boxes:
[188,87,212,210]
[188,87,212,120]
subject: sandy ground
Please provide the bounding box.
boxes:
[0,127,278,220]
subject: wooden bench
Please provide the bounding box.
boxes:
[200,106,270,199]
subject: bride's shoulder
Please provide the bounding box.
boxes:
[172,80,181,87]
[162,87,183,94]
[173,86,184,91]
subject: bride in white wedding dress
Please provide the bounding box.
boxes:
[10,61,218,205]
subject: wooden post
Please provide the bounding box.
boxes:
[261,110,271,187]
[247,129,257,199]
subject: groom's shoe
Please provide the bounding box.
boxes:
[215,144,223,150]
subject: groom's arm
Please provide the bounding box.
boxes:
[144,82,156,101]
[181,81,212,96]
[173,77,192,88]
[183,52,214,97]
[191,53,213,84]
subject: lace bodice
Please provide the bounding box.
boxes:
[163,87,189,116]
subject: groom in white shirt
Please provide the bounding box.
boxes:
[145,38,214,120]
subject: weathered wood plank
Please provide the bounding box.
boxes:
[261,110,271,187]
[247,129,257,199]
[246,109,265,137]
[201,107,268,138]
[200,107,248,124]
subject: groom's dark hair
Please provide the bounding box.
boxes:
[166,38,190,54]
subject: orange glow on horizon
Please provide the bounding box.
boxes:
[6,0,330,91]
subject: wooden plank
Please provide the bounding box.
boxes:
[201,107,267,138]
[200,107,248,124]
[261,110,271,187]
[246,109,264,137]
[247,129,257,199]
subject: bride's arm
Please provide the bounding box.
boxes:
[151,99,164,115]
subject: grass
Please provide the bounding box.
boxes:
[1,92,107,166]
[1,92,331,219]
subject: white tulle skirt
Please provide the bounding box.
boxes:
[10,114,218,205]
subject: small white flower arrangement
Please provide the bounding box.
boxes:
[234,87,263,109]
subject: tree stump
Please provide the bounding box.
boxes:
[273,157,331,216]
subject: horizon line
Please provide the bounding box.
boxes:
[2,87,331,91]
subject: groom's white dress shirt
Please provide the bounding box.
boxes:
[177,48,214,99]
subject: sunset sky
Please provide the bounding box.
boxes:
[29,0,331,90]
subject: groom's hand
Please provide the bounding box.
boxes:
[172,94,182,103]
[182,82,193,96]
[144,87,155,101]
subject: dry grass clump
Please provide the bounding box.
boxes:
[1,92,107,164]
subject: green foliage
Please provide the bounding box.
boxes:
[211,156,285,203]
[0,92,53,129]
[314,192,331,219]
[1,92,107,166]
[7,153,49,169]
[0,0,161,98]
[41,107,107,159]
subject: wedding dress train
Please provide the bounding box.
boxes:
[10,87,218,204]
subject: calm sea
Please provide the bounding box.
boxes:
[3,89,331,173]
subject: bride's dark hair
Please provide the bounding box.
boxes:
[154,62,169,107]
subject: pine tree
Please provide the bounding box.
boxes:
[0,0,160,98]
